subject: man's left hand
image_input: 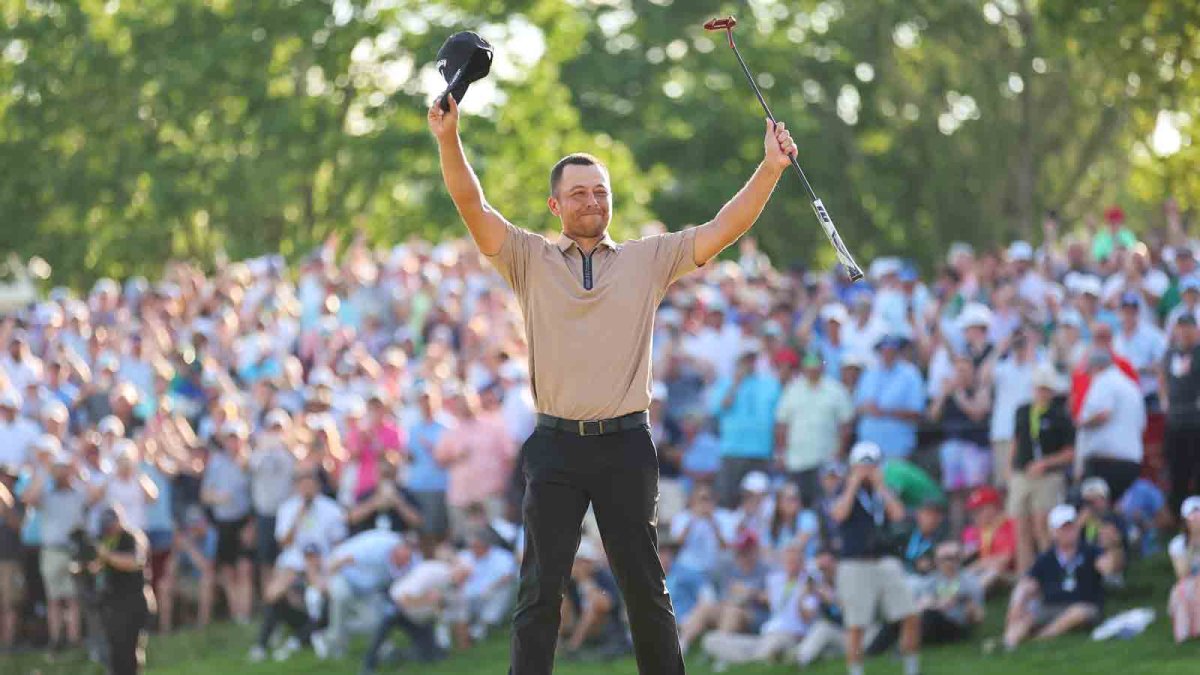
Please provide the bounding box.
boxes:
[764,120,797,169]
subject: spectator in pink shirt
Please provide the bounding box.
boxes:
[434,384,517,534]
[344,391,406,504]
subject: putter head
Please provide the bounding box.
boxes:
[703,16,737,31]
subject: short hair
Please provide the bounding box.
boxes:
[549,153,607,196]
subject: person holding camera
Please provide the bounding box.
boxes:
[831,441,921,675]
[94,505,155,675]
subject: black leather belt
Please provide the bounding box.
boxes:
[536,411,649,436]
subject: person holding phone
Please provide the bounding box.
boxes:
[831,441,921,675]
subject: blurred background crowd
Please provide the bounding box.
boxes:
[2,204,1200,671]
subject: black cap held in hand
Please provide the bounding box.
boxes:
[436,31,494,111]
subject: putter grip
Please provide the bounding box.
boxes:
[811,199,865,282]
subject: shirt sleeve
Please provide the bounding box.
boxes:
[274,500,295,543]
[669,512,691,539]
[648,228,700,289]
[775,385,796,423]
[1169,534,1186,561]
[833,382,854,423]
[902,368,926,413]
[483,222,539,299]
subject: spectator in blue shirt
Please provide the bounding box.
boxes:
[405,387,452,539]
[660,538,708,625]
[854,335,926,459]
[708,350,781,507]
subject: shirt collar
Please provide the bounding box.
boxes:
[556,232,618,254]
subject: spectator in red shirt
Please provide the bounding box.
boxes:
[1069,321,1138,419]
[961,486,1017,593]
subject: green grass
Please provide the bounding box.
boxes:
[12,556,1200,674]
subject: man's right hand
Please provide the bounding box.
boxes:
[428,93,460,143]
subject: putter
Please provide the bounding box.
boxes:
[704,16,865,282]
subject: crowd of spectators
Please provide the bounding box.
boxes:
[1,203,1200,672]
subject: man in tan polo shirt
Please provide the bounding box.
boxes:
[429,93,798,675]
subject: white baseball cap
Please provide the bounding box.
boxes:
[740,470,770,494]
[1076,275,1103,298]
[263,409,291,429]
[1181,496,1200,519]
[1080,477,1111,499]
[98,415,125,436]
[957,303,993,330]
[1008,240,1034,261]
[1031,364,1067,394]
[849,441,883,465]
[220,420,249,438]
[0,389,21,409]
[820,303,850,325]
[1047,504,1078,530]
[33,434,62,455]
[40,401,69,423]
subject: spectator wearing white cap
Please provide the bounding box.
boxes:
[1075,349,1146,502]
[1010,241,1049,312]
[0,390,38,472]
[0,331,43,393]
[1009,365,1076,574]
[719,471,774,547]
[1168,496,1200,642]
[446,528,517,645]
[247,409,297,577]
[986,324,1044,490]
[102,438,159,533]
[1002,504,1120,650]
[842,293,887,359]
[812,303,851,379]
[497,360,536,446]
[831,441,920,675]
[1165,276,1200,336]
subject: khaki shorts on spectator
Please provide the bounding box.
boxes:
[836,557,916,628]
[1007,472,1065,518]
[40,548,74,601]
[0,560,22,609]
[991,440,1013,488]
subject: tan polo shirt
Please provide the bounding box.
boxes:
[486,222,700,420]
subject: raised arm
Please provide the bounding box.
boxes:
[428,94,509,256]
[693,120,796,266]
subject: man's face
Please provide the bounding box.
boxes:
[549,163,611,240]
[970,504,998,525]
[390,544,412,569]
[916,507,944,534]
[1179,322,1198,346]
[1053,521,1078,548]
[1092,324,1113,348]
[297,473,318,500]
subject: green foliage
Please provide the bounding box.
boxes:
[1,0,1197,285]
